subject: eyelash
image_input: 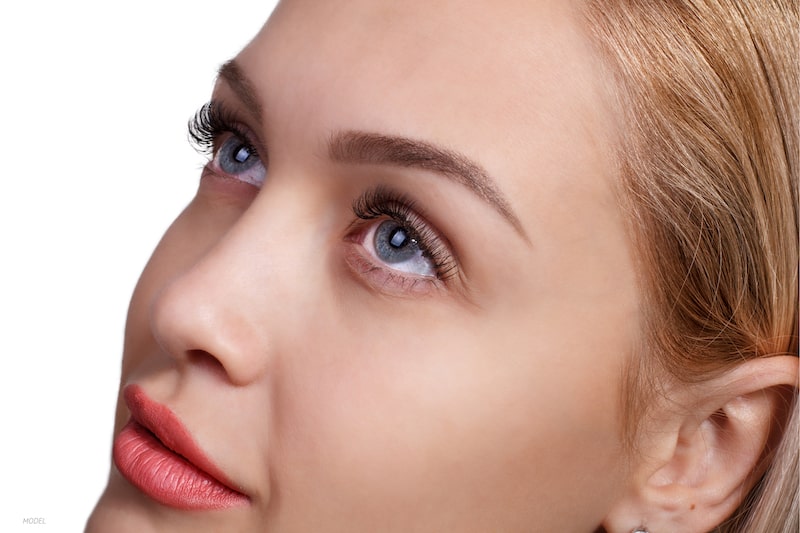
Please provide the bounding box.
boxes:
[351,187,458,283]
[188,101,253,156]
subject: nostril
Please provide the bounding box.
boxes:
[187,350,228,379]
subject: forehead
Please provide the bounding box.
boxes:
[242,2,608,170]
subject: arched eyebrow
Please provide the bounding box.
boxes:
[329,131,526,239]
[217,59,528,240]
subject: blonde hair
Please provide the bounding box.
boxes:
[583,1,798,530]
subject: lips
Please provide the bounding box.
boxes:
[113,384,249,510]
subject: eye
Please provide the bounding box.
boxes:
[211,133,267,188]
[188,101,267,188]
[368,219,436,277]
[345,187,459,295]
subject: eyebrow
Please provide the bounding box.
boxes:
[217,59,263,126]
[217,59,526,239]
[329,131,526,238]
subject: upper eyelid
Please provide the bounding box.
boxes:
[188,100,268,161]
[229,116,269,164]
[222,114,264,156]
[214,128,259,160]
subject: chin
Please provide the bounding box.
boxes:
[86,475,256,533]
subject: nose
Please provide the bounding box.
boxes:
[145,177,329,386]
[145,201,292,387]
[149,247,272,386]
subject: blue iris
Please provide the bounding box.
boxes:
[375,220,421,264]
[218,136,259,175]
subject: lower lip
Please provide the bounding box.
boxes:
[113,419,248,510]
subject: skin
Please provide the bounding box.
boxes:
[87,0,642,531]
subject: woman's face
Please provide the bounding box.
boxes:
[90,0,640,531]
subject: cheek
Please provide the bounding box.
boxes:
[270,302,629,528]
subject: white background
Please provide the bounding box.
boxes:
[0,2,279,531]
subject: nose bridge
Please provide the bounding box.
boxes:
[149,195,306,386]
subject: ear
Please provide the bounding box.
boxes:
[602,355,798,533]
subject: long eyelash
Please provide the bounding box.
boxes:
[187,101,257,157]
[352,186,458,280]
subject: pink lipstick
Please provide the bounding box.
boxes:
[113,384,249,510]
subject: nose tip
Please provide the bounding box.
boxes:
[149,261,269,386]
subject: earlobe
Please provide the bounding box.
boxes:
[602,355,798,533]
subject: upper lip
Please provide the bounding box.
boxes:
[123,384,246,495]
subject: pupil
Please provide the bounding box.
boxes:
[234,145,250,163]
[389,228,407,248]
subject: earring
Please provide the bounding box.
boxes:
[631,528,649,533]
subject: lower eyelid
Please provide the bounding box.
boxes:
[343,243,444,297]
[198,166,261,202]
[203,159,259,187]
